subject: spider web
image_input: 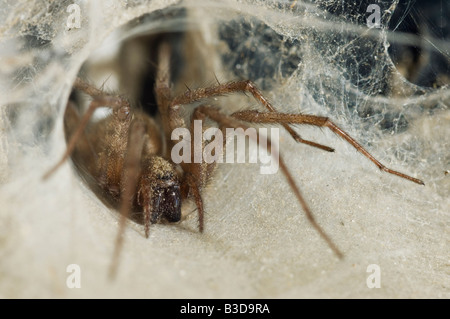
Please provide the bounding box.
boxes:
[0,0,448,298]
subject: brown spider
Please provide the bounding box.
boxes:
[44,39,424,278]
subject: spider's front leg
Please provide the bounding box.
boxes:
[109,119,146,279]
[171,80,335,152]
[231,110,424,185]
[186,105,344,258]
[109,113,181,279]
[176,108,226,233]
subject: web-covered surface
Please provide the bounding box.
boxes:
[0,0,448,298]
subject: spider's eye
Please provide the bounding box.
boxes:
[154,184,181,223]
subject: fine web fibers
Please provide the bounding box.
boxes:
[0,0,448,298]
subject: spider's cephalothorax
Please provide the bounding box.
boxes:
[44,35,424,279]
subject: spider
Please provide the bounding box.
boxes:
[44,38,424,278]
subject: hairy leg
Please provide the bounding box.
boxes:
[231,110,424,185]
[170,80,334,152]
[43,79,131,180]
[109,120,147,279]
[191,105,344,258]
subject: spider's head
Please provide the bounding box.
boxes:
[139,156,181,224]
[151,176,181,223]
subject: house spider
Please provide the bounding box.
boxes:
[44,39,424,278]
